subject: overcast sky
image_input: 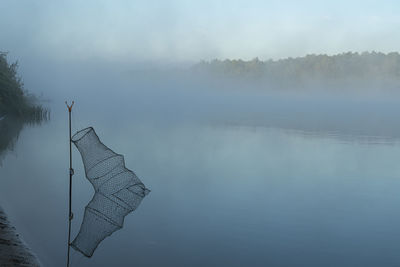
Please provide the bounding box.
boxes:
[1,0,400,64]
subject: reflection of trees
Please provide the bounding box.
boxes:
[0,117,23,164]
[0,52,49,164]
[0,116,48,165]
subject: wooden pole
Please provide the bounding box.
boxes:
[65,101,74,267]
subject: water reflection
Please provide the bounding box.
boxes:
[220,124,400,146]
[1,93,400,266]
[0,117,24,164]
[0,114,49,164]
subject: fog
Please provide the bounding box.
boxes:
[13,55,400,143]
[2,0,400,138]
[3,1,400,266]
[2,0,400,64]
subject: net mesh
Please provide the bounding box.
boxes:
[70,127,150,257]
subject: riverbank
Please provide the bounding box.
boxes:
[0,207,41,266]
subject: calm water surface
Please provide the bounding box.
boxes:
[1,87,400,267]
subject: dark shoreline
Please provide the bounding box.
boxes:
[0,207,41,266]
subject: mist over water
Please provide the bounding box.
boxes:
[2,0,400,265]
[2,60,400,266]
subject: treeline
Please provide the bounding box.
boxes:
[193,52,400,88]
[0,52,48,119]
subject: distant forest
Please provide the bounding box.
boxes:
[193,52,400,89]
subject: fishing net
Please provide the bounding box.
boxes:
[70,127,150,257]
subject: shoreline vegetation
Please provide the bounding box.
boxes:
[0,53,47,266]
[0,52,49,121]
[193,51,400,89]
[0,52,49,163]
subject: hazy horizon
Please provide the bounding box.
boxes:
[1,0,400,65]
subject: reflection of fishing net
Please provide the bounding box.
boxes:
[70,127,150,257]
